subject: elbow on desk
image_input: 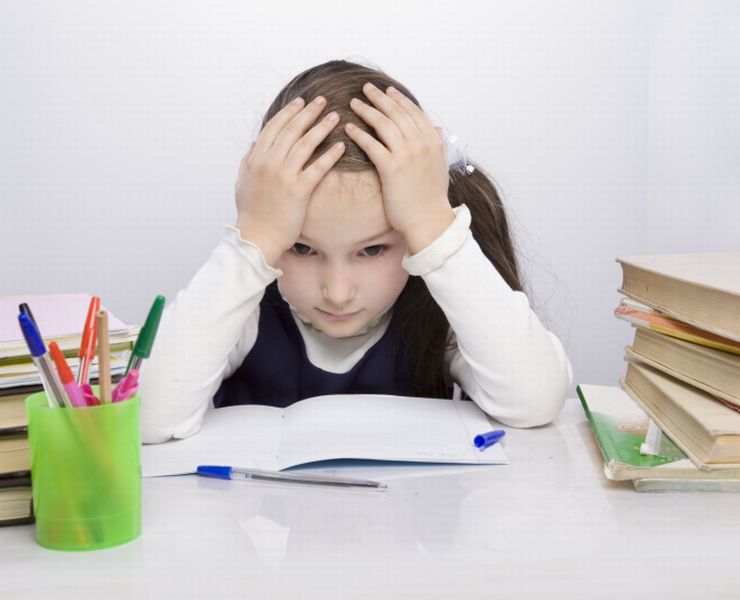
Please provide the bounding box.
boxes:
[473,355,572,429]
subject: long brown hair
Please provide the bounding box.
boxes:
[260,60,523,398]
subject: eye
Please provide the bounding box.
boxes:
[291,243,315,256]
[360,244,387,258]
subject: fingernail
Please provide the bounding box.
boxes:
[346,123,356,131]
[387,86,397,94]
[292,96,304,105]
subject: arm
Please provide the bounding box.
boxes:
[139,227,282,443]
[402,204,573,427]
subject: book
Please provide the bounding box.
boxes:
[633,478,740,493]
[0,433,30,476]
[614,299,740,356]
[142,394,508,477]
[616,252,740,341]
[621,361,740,469]
[0,474,33,526]
[625,328,740,409]
[576,383,740,483]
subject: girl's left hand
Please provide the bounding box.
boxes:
[346,83,455,252]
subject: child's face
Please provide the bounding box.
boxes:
[275,170,410,338]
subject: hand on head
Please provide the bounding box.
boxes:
[234,95,345,265]
[345,83,454,252]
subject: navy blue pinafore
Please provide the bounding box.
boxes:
[212,281,412,408]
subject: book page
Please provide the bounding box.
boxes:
[277,394,507,469]
[141,404,284,476]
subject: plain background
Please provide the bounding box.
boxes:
[1,0,738,391]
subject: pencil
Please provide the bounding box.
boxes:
[96,309,111,404]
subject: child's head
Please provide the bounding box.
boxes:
[258,60,523,397]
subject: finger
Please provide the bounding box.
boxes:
[350,97,404,151]
[385,86,437,136]
[253,97,306,154]
[360,82,422,140]
[299,141,346,190]
[344,122,393,171]
[271,96,331,161]
[284,110,341,173]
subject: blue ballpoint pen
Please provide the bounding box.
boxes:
[196,465,387,489]
[18,312,68,408]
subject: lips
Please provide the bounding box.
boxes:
[317,308,360,319]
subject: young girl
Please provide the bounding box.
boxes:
[139,59,572,444]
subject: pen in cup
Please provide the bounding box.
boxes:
[76,296,100,385]
[125,295,165,375]
[18,312,68,408]
[49,341,88,408]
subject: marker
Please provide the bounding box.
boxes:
[76,296,100,385]
[48,341,88,408]
[18,312,68,408]
[196,465,387,489]
[96,310,112,404]
[125,295,165,375]
[473,429,506,450]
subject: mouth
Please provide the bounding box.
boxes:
[317,308,361,321]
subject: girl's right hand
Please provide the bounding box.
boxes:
[234,95,345,266]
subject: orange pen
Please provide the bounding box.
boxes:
[75,296,100,385]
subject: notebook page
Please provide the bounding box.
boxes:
[277,394,507,470]
[141,404,284,476]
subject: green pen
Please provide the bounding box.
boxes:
[125,295,166,375]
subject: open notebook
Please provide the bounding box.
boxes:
[141,394,508,476]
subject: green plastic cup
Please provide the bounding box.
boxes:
[25,388,141,551]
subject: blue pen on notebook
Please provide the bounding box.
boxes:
[18,312,68,408]
[196,465,387,489]
[473,429,506,451]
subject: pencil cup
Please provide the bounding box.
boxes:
[25,389,142,551]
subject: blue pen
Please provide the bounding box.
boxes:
[196,465,387,489]
[18,312,68,408]
[473,429,506,450]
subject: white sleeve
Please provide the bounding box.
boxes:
[402,204,573,428]
[139,226,282,443]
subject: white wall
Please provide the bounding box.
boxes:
[1,0,738,390]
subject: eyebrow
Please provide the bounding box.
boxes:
[300,228,394,247]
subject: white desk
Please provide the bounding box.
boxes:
[2,397,739,599]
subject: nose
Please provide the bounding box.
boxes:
[320,261,357,309]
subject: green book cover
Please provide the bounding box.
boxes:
[576,384,705,481]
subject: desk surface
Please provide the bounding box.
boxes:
[2,397,739,599]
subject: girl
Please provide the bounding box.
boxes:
[139,59,572,443]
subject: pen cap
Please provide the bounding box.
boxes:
[133,295,165,359]
[473,430,506,450]
[18,312,46,357]
[196,465,232,480]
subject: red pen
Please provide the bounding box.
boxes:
[76,296,100,386]
[49,341,87,408]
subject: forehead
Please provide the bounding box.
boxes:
[301,170,392,246]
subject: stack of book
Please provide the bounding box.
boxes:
[0,293,139,525]
[579,252,740,492]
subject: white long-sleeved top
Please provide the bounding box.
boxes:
[139,205,573,443]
